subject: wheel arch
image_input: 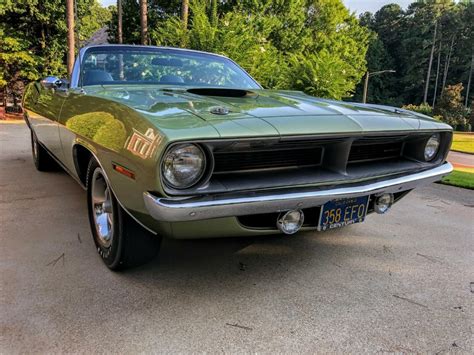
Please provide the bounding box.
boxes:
[73,143,93,187]
[72,143,158,235]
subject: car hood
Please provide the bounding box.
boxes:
[87,86,449,140]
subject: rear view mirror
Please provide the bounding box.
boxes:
[41,76,61,89]
[41,77,69,90]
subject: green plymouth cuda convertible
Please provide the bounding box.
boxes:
[23,45,453,270]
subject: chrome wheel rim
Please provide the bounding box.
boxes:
[91,168,114,248]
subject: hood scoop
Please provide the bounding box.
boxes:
[187,88,255,98]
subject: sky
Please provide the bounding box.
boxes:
[98,0,413,15]
[100,0,115,6]
[343,0,412,14]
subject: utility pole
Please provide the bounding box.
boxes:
[66,0,75,78]
[362,70,396,104]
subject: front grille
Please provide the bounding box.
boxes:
[348,141,403,163]
[213,145,323,173]
[162,132,449,196]
[212,136,406,173]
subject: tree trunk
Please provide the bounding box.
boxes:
[117,0,123,44]
[39,2,46,50]
[210,0,218,28]
[181,0,189,29]
[441,35,455,95]
[66,0,75,78]
[2,88,6,109]
[140,0,148,45]
[423,21,437,104]
[432,37,442,108]
[74,0,79,52]
[466,53,473,108]
[117,0,124,78]
[40,25,46,50]
[362,72,369,104]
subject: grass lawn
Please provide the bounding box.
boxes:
[441,169,474,190]
[451,133,474,154]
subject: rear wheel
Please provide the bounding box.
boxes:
[31,131,57,171]
[86,158,161,270]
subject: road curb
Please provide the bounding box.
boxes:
[0,120,25,124]
[450,149,474,156]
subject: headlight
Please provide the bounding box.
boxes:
[162,144,206,188]
[424,134,440,161]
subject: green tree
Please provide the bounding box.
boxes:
[289,0,370,99]
[78,1,112,42]
[0,33,40,109]
[108,0,182,44]
[447,1,474,106]
[354,0,473,111]
[0,0,111,110]
[152,0,370,99]
[434,83,470,128]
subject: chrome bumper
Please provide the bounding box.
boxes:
[144,162,453,222]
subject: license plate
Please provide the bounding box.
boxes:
[318,196,369,231]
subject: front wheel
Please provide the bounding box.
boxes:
[86,158,161,270]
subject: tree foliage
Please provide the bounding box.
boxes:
[3,0,471,122]
[149,0,370,99]
[0,0,111,107]
[402,103,434,116]
[354,0,473,112]
[108,0,182,44]
[434,83,470,128]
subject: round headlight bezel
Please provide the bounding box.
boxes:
[424,134,441,161]
[161,143,208,190]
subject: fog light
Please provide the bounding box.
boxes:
[374,193,394,214]
[276,209,304,235]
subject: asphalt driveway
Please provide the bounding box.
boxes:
[1,122,473,353]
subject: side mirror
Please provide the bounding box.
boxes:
[41,76,69,90]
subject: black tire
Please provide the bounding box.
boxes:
[86,158,161,270]
[31,130,58,171]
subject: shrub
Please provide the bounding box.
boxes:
[434,83,470,128]
[402,103,433,116]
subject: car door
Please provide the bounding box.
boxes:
[27,78,67,162]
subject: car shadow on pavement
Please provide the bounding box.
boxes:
[113,227,381,296]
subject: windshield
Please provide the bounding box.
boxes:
[80,47,260,89]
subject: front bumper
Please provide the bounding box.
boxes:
[144,162,453,222]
